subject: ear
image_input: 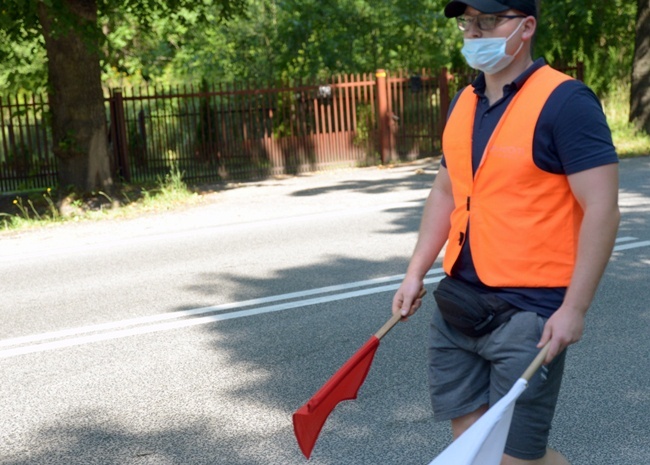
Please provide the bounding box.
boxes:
[521,16,537,41]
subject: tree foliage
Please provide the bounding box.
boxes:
[98,0,636,95]
[0,0,247,94]
[535,0,636,95]
[100,0,459,87]
[0,0,639,95]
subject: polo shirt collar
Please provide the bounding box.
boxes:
[471,58,547,98]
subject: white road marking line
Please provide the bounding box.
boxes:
[2,236,648,359]
[615,237,638,243]
[613,240,650,251]
[0,270,446,357]
[1,276,446,359]
[1,268,445,349]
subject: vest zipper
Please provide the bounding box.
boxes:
[467,196,471,211]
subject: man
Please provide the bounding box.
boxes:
[392,0,620,464]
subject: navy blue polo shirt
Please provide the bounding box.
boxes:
[441,58,618,317]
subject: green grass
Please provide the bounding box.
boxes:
[0,164,200,232]
[602,83,650,158]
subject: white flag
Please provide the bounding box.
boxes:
[427,378,528,465]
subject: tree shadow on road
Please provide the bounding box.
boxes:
[289,171,435,198]
[1,408,303,465]
[174,247,449,464]
[172,168,650,464]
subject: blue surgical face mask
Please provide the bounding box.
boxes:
[461,19,525,75]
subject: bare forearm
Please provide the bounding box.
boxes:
[563,203,620,314]
[393,167,454,317]
[405,178,454,280]
[563,164,621,314]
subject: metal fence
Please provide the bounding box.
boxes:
[0,94,57,192]
[108,70,449,186]
[0,63,584,193]
[109,73,381,185]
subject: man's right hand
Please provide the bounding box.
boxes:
[392,278,425,321]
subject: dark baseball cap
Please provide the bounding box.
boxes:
[444,0,537,18]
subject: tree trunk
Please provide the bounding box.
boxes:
[37,0,113,193]
[631,0,650,132]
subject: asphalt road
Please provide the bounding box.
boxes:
[1,156,649,465]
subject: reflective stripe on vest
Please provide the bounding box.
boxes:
[441,65,581,287]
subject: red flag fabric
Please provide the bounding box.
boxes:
[292,335,380,459]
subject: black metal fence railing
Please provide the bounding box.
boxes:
[0,94,57,192]
[0,63,584,194]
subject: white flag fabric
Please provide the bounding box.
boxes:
[427,378,528,465]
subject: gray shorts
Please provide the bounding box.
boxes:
[428,306,567,461]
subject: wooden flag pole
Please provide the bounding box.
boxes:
[374,313,401,339]
[521,342,551,382]
[375,288,427,340]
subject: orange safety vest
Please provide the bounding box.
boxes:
[441,65,582,288]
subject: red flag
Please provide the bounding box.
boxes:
[292,290,425,459]
[292,335,380,459]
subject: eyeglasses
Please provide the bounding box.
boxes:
[456,14,526,31]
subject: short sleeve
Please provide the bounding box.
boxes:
[534,80,618,175]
